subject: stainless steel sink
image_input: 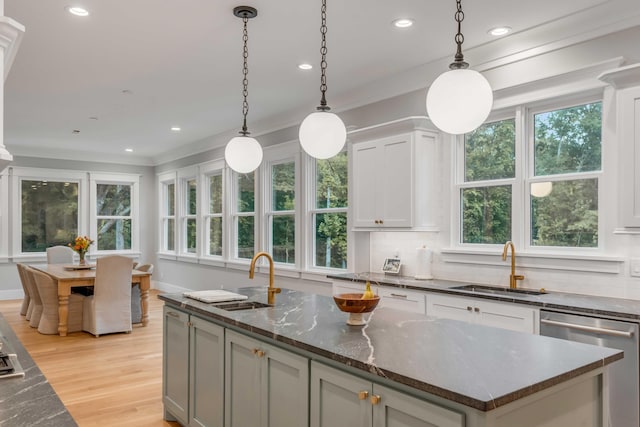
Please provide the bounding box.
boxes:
[212,301,272,311]
[451,284,547,296]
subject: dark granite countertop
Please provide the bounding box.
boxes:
[0,313,77,427]
[159,287,622,412]
[329,272,640,321]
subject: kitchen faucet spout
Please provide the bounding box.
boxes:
[502,241,524,289]
[249,252,281,305]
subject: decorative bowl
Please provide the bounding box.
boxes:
[333,293,380,325]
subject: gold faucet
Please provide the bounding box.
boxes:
[502,241,524,289]
[249,252,281,305]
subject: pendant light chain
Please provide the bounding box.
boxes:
[318,0,330,111]
[450,0,469,70]
[240,15,250,135]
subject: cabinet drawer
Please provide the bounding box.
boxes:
[378,288,426,314]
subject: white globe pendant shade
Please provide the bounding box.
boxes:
[531,181,553,198]
[299,111,347,159]
[426,68,493,135]
[225,136,263,173]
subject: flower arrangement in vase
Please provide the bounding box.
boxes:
[69,235,94,265]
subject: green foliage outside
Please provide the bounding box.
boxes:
[209,175,223,256]
[462,102,601,248]
[96,184,131,250]
[237,173,255,259]
[315,152,348,268]
[22,180,78,252]
[272,162,295,263]
[186,180,197,252]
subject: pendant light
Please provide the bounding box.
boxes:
[299,0,346,160]
[426,0,493,135]
[225,6,263,174]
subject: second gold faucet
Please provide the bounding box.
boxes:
[502,241,524,289]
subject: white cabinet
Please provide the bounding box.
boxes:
[225,330,309,427]
[350,118,439,230]
[426,293,539,334]
[163,306,225,427]
[310,361,464,427]
[333,281,426,314]
[618,86,640,227]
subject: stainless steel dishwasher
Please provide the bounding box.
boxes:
[540,310,639,427]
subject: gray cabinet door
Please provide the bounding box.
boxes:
[163,306,190,425]
[372,384,464,427]
[310,361,372,427]
[190,316,225,427]
[262,342,309,427]
[225,330,262,427]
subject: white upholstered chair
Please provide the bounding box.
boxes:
[131,263,153,324]
[16,263,31,316]
[22,266,43,328]
[83,255,134,337]
[31,268,84,334]
[46,245,75,264]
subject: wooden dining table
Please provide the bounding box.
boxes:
[30,264,152,336]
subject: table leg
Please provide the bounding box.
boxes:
[58,293,70,337]
[139,276,150,327]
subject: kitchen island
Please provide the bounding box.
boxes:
[160,287,622,427]
[0,313,77,426]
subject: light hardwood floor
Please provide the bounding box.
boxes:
[0,290,182,427]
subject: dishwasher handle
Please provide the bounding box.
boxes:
[541,318,635,338]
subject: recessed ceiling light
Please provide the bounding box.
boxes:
[298,63,313,70]
[66,6,89,17]
[171,126,181,132]
[488,26,511,36]
[392,18,414,28]
[125,148,133,152]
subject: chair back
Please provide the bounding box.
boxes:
[16,263,31,315]
[31,268,59,334]
[47,245,75,264]
[23,266,43,327]
[93,255,134,326]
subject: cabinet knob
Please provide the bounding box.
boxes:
[379,219,384,224]
[374,220,380,224]
[370,395,381,405]
[474,307,480,313]
[466,306,473,311]
[252,348,265,357]
[358,390,369,400]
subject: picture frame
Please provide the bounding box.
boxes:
[382,257,401,275]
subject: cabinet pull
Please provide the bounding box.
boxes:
[370,395,381,405]
[389,293,408,299]
[252,349,265,358]
[374,220,380,224]
[474,307,480,313]
[466,306,473,311]
[379,220,384,224]
[358,390,369,400]
[167,311,180,318]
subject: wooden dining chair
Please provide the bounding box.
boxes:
[22,266,43,328]
[131,263,153,324]
[83,255,134,337]
[15,263,31,316]
[46,245,75,264]
[31,268,84,334]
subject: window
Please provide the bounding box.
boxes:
[457,99,602,250]
[269,161,296,264]
[21,179,79,252]
[232,172,256,260]
[95,184,132,250]
[158,172,176,253]
[183,178,197,254]
[205,171,223,256]
[312,151,348,269]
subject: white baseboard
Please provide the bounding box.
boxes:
[0,289,24,301]
[152,280,191,294]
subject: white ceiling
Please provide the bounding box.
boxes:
[4,0,640,165]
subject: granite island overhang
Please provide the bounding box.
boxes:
[159,287,622,426]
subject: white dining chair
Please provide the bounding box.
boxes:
[16,263,31,316]
[131,263,153,324]
[46,245,75,264]
[82,255,134,337]
[23,266,43,328]
[31,268,84,334]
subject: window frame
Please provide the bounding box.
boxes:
[306,150,349,273]
[176,167,198,260]
[10,167,88,260]
[453,94,604,255]
[89,172,140,255]
[0,169,8,261]
[157,171,177,257]
[229,169,259,264]
[199,159,225,263]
